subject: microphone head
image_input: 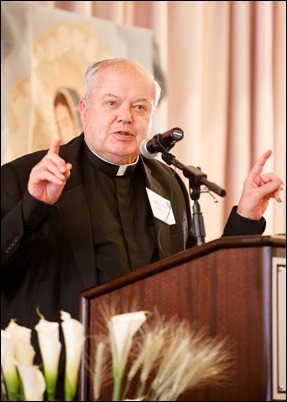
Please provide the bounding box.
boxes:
[158,127,184,151]
[140,139,158,159]
[170,127,184,140]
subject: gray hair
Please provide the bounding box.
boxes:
[83,58,162,110]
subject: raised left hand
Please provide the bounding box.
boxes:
[237,149,284,220]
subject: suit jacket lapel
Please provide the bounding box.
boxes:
[141,160,171,259]
[56,135,97,290]
[57,184,97,290]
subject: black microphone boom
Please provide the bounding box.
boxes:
[140,127,184,158]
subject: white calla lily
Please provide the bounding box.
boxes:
[60,310,85,401]
[6,320,35,365]
[17,363,46,401]
[108,311,147,400]
[1,329,20,401]
[109,312,147,372]
[35,317,62,401]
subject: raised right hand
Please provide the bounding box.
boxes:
[27,139,72,205]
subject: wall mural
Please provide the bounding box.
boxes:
[1,1,164,164]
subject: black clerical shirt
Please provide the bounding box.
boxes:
[82,143,159,283]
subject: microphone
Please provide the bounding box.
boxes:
[140,127,184,158]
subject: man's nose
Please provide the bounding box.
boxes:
[117,105,133,123]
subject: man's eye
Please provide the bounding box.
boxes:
[134,105,147,111]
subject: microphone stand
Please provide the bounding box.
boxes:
[161,152,226,246]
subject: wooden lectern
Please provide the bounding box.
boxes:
[79,235,286,401]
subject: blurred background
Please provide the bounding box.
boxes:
[1,0,286,241]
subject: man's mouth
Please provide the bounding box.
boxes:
[113,131,134,139]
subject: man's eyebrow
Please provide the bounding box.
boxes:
[102,93,120,100]
[133,98,150,104]
[102,94,151,104]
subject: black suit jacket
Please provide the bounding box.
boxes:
[1,134,265,330]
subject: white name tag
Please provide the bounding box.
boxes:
[146,188,176,225]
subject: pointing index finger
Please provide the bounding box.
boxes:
[48,139,62,155]
[250,149,272,176]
